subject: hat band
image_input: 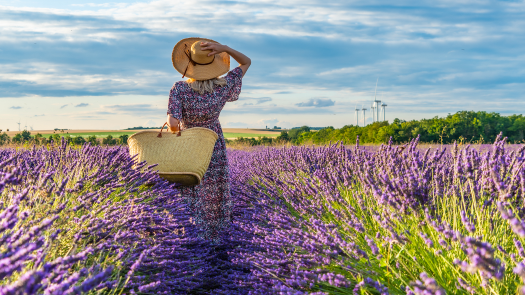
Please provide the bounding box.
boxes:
[182,44,216,78]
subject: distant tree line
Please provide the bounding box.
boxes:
[0,131,129,146]
[227,111,525,146]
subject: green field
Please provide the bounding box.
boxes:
[42,131,279,139]
[223,133,279,138]
[42,132,135,138]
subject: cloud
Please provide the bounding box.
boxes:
[222,104,335,115]
[0,0,525,127]
[103,104,165,116]
[239,96,272,104]
[296,98,335,107]
[255,97,272,104]
[75,103,89,107]
[10,106,22,109]
[33,114,45,117]
[60,104,68,109]
[142,119,159,127]
[260,119,279,126]
[223,121,250,128]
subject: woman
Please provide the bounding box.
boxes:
[166,37,251,243]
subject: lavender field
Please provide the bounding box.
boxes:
[2,136,525,294]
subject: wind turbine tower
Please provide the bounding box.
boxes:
[371,103,375,123]
[372,79,381,123]
[381,103,387,121]
[17,121,21,131]
[355,106,360,127]
[361,106,367,127]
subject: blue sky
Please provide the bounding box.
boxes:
[0,0,524,130]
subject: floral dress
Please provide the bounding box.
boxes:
[167,67,243,242]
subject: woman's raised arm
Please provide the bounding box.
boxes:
[200,42,251,77]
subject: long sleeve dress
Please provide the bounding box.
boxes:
[167,67,243,243]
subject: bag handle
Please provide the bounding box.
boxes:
[157,121,181,138]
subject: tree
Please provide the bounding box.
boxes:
[73,136,86,145]
[12,134,22,143]
[276,131,290,142]
[21,130,32,142]
[34,133,44,145]
[0,133,10,145]
[87,135,98,146]
[103,135,117,145]
[51,134,61,143]
[119,134,129,145]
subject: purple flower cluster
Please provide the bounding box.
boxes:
[408,273,445,295]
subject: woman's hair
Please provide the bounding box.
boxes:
[186,77,227,94]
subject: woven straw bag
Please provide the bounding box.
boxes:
[128,125,218,186]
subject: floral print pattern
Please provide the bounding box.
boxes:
[167,67,243,242]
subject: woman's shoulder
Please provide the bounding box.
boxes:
[171,80,190,93]
[226,67,243,80]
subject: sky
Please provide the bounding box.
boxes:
[0,0,524,131]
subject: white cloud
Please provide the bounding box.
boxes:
[296,98,335,107]
[142,119,159,127]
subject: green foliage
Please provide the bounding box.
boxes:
[102,135,117,145]
[0,132,10,145]
[276,130,289,142]
[72,136,86,146]
[87,135,99,146]
[119,134,129,145]
[3,132,126,146]
[226,136,277,146]
[51,134,61,143]
[280,111,525,145]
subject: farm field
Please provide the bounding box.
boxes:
[2,136,525,294]
[2,128,281,139]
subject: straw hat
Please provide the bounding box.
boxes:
[172,37,230,80]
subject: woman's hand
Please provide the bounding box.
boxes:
[167,114,180,134]
[200,42,228,57]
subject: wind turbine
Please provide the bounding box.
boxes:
[372,78,381,123]
[361,105,367,127]
[355,106,360,126]
[16,121,21,131]
[381,103,388,121]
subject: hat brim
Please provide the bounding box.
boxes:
[172,37,230,80]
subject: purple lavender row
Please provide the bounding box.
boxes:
[0,139,243,294]
[224,134,525,294]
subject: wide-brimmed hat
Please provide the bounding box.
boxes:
[172,37,230,80]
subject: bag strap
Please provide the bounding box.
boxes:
[157,121,182,138]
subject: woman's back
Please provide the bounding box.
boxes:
[168,67,243,129]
